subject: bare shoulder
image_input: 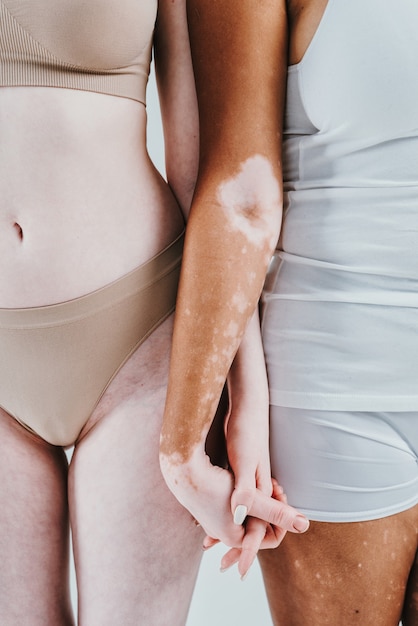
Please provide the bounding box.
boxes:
[186,0,288,174]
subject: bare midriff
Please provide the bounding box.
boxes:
[0,86,184,308]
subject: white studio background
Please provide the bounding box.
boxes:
[69,65,273,626]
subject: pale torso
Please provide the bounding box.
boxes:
[0,81,183,308]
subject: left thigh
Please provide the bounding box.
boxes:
[69,316,204,626]
[403,546,418,626]
[259,505,418,626]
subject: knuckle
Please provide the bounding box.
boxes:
[234,487,255,503]
[269,506,288,527]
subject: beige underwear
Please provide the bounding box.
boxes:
[0,232,183,447]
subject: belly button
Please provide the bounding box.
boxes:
[13,222,24,241]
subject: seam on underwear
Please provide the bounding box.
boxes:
[297,494,418,523]
[277,250,418,280]
[269,390,418,412]
[262,293,418,308]
[0,238,183,328]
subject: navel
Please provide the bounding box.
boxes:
[13,222,24,241]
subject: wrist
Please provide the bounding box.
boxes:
[159,444,209,487]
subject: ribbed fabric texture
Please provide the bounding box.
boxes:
[0,1,154,103]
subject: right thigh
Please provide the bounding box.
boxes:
[0,408,73,625]
[69,317,204,626]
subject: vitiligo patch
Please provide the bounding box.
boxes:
[216,154,281,251]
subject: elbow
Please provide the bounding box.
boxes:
[216,154,283,252]
[166,169,198,221]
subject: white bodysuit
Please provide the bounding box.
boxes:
[262,0,418,411]
[261,0,418,520]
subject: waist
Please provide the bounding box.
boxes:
[0,87,152,200]
[0,209,184,308]
[280,185,418,281]
[0,86,185,307]
[264,253,418,308]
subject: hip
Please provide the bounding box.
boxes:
[262,256,418,411]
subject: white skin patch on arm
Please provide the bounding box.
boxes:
[224,320,239,338]
[231,290,250,314]
[217,154,281,250]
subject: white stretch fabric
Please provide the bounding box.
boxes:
[262,0,418,410]
[268,407,418,521]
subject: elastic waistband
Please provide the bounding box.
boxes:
[0,231,184,328]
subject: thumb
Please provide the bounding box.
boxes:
[229,448,259,525]
[248,489,310,534]
[231,486,257,526]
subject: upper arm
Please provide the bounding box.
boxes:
[187,0,288,182]
[153,0,199,216]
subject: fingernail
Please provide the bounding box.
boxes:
[233,505,248,525]
[293,515,310,533]
[240,571,249,582]
[220,564,233,573]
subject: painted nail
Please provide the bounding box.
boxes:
[293,515,310,533]
[233,505,248,525]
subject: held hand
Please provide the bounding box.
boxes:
[226,399,309,530]
[206,478,308,579]
[221,382,309,578]
[160,439,308,580]
[231,479,310,537]
[160,450,247,549]
[199,389,308,578]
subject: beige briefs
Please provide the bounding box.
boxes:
[0,232,183,447]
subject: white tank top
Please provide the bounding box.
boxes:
[262,0,418,410]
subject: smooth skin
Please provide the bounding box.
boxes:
[0,2,203,624]
[162,0,418,623]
